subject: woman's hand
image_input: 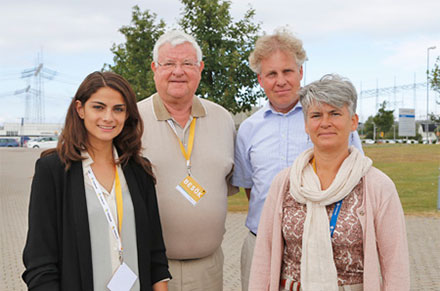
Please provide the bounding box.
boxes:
[152,280,168,291]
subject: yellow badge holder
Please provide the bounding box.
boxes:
[170,118,207,205]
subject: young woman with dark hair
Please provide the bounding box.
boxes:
[22,71,170,291]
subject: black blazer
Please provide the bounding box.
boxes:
[22,152,170,291]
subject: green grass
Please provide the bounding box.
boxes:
[228,144,440,216]
[228,188,249,212]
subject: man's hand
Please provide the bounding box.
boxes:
[245,188,251,201]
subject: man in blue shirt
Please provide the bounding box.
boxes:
[232,29,363,291]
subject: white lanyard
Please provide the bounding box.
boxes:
[86,167,124,263]
[167,119,179,136]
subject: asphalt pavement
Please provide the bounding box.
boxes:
[1,148,439,290]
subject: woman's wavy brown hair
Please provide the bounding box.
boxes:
[42,71,154,180]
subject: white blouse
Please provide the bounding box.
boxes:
[82,149,140,290]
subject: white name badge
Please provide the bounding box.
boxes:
[107,262,138,291]
[176,175,207,206]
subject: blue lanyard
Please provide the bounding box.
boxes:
[329,200,343,238]
[311,157,343,238]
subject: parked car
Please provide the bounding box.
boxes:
[0,138,19,147]
[27,136,58,149]
[406,139,418,144]
[422,138,438,144]
[362,139,375,144]
[20,136,31,147]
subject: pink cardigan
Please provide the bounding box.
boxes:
[249,167,410,291]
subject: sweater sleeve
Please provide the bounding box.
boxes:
[249,170,287,291]
[22,158,60,291]
[373,173,410,290]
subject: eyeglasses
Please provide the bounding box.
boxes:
[157,61,199,71]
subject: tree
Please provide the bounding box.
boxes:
[373,101,395,134]
[362,102,395,139]
[428,113,440,124]
[104,6,166,101]
[362,116,375,139]
[178,0,263,113]
[430,56,440,100]
[106,1,262,113]
[429,56,440,121]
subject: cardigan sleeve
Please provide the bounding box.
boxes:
[249,169,288,291]
[373,172,410,290]
[22,158,60,291]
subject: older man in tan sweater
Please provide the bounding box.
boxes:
[138,30,237,291]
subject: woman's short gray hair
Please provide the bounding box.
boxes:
[299,74,358,117]
[153,30,203,65]
[249,28,307,74]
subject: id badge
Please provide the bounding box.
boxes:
[107,262,138,291]
[176,175,207,205]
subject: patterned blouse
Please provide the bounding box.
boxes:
[281,178,364,286]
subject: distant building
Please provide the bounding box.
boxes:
[0,122,63,137]
[418,123,439,143]
[231,106,262,129]
[1,104,266,138]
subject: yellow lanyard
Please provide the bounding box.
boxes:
[169,118,196,175]
[179,118,196,160]
[312,157,317,173]
[115,166,123,235]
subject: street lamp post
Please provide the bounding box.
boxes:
[303,57,309,86]
[393,124,396,141]
[373,122,376,142]
[427,46,440,211]
[426,46,436,143]
[438,167,440,211]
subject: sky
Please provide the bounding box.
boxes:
[1,0,440,124]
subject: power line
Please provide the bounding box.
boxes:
[358,80,440,122]
[19,52,58,123]
[359,82,427,98]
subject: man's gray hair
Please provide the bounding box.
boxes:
[249,28,307,74]
[299,74,358,117]
[153,30,203,65]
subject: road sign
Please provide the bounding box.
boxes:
[398,108,415,137]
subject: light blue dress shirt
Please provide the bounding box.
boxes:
[232,101,363,234]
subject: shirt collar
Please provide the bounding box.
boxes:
[81,146,120,169]
[263,101,303,118]
[152,93,206,121]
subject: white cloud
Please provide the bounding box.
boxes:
[244,0,440,39]
[2,0,438,56]
[1,0,440,122]
[381,37,440,72]
[2,8,112,53]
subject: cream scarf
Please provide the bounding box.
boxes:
[289,146,372,291]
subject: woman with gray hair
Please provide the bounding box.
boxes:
[249,74,409,291]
